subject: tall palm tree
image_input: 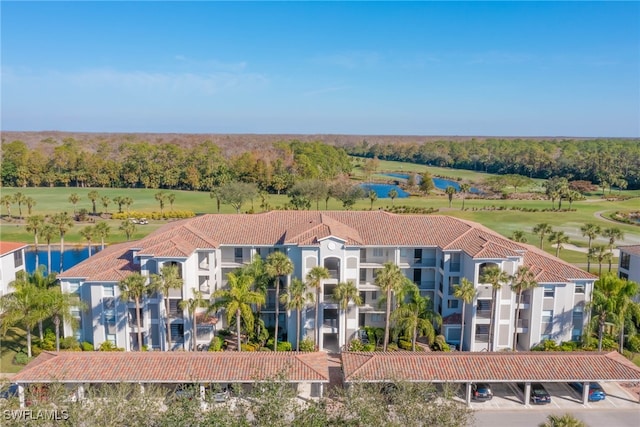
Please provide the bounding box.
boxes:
[0,194,13,218]
[306,266,330,348]
[68,193,80,216]
[13,192,26,220]
[548,230,569,257]
[213,272,265,351]
[333,281,362,348]
[453,278,476,351]
[388,188,398,206]
[510,230,528,243]
[601,227,624,272]
[94,221,111,251]
[50,212,74,272]
[375,262,405,351]
[265,251,294,351]
[80,225,95,257]
[580,223,601,273]
[613,280,640,353]
[26,215,46,268]
[238,255,270,339]
[28,265,58,340]
[588,244,611,277]
[179,289,209,351]
[39,223,57,274]
[509,266,537,351]
[46,285,86,351]
[393,291,440,351]
[87,190,100,215]
[0,273,43,357]
[118,273,153,351]
[590,273,636,351]
[119,220,136,241]
[533,223,552,250]
[459,183,471,210]
[480,265,509,351]
[101,196,111,214]
[280,278,314,351]
[150,264,183,351]
[444,186,457,208]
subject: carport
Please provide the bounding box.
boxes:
[11,350,330,408]
[341,351,640,406]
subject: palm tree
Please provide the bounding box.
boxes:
[50,212,74,272]
[0,194,13,218]
[588,244,611,277]
[306,266,330,348]
[393,291,440,351]
[459,183,470,210]
[80,225,95,257]
[46,285,86,351]
[375,262,405,351]
[101,196,111,214]
[533,223,552,250]
[480,265,509,351]
[213,272,265,351]
[39,223,57,274]
[510,266,537,351]
[612,280,640,353]
[94,221,111,251]
[538,413,586,427]
[601,228,624,272]
[0,273,43,357]
[510,230,528,243]
[179,289,209,351]
[265,251,294,351]
[26,215,46,268]
[118,273,153,351]
[453,278,476,351]
[445,186,457,208]
[68,193,80,216]
[388,188,398,206]
[87,190,100,215]
[25,197,36,215]
[548,230,569,257]
[13,192,26,220]
[238,255,271,339]
[590,273,636,351]
[155,191,167,215]
[28,265,58,340]
[122,196,134,215]
[332,281,362,348]
[580,223,601,273]
[119,220,136,241]
[150,264,183,351]
[168,193,176,211]
[280,278,314,351]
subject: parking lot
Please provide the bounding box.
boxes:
[457,382,640,410]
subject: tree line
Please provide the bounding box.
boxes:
[1,139,352,194]
[344,138,640,189]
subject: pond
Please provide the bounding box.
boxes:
[26,246,102,274]
[359,183,410,199]
[381,173,481,194]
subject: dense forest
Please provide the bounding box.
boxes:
[2,135,639,192]
[344,138,640,189]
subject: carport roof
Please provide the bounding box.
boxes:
[342,351,640,383]
[12,351,330,384]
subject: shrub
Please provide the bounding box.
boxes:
[398,339,413,351]
[81,341,95,351]
[241,343,257,352]
[299,337,315,352]
[99,341,124,351]
[208,336,224,352]
[626,335,640,353]
[362,343,376,352]
[218,329,232,338]
[13,351,30,365]
[348,339,365,352]
[387,343,398,351]
[277,341,292,352]
[60,336,81,351]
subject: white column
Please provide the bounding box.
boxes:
[18,384,25,408]
[524,382,531,406]
[77,384,85,401]
[465,382,472,407]
[582,383,590,405]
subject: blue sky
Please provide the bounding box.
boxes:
[2,1,639,137]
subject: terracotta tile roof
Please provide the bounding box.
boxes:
[0,241,28,256]
[341,351,640,383]
[442,312,462,325]
[58,211,596,283]
[13,351,330,384]
[58,242,136,281]
[619,245,640,257]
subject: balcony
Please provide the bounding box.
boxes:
[327,269,340,280]
[477,309,492,319]
[516,294,531,308]
[450,263,461,273]
[474,333,489,343]
[517,318,529,332]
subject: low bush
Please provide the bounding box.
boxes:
[398,339,413,351]
[81,341,95,351]
[60,336,81,351]
[13,350,30,365]
[241,343,258,352]
[277,341,292,352]
[208,336,224,352]
[299,337,315,352]
[626,335,640,353]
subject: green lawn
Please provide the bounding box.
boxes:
[0,327,28,374]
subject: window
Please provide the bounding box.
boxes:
[13,251,23,267]
[574,283,585,294]
[477,300,491,312]
[447,327,461,342]
[373,248,383,257]
[540,334,552,341]
[69,282,79,294]
[620,252,631,270]
[450,253,461,272]
[447,299,459,309]
[359,268,367,282]
[103,285,115,297]
[106,334,116,345]
[543,285,554,298]
[414,249,422,261]
[475,325,489,335]
[170,324,184,340]
[234,248,243,261]
[541,310,553,323]
[620,272,629,280]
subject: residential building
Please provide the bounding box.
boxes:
[57,211,596,352]
[0,241,28,297]
[618,245,640,283]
